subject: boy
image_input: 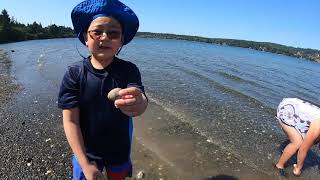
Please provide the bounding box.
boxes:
[58,0,148,179]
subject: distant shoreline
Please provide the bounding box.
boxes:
[136,32,320,63]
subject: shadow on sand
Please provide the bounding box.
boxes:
[203,174,238,180]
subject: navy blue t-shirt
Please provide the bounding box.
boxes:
[58,57,144,165]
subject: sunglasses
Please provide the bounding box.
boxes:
[87,29,122,40]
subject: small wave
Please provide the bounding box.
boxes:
[45,48,63,54]
[217,71,250,82]
[177,67,264,102]
[167,62,277,106]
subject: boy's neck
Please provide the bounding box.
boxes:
[90,56,114,69]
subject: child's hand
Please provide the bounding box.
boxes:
[83,162,104,180]
[114,86,148,117]
[293,164,302,176]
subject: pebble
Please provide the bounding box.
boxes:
[26,157,32,163]
[136,171,145,179]
[107,88,122,101]
[45,170,52,175]
[27,162,32,166]
[45,138,51,142]
[206,138,213,143]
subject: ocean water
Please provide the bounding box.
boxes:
[1,37,320,175]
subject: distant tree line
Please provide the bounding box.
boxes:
[136,32,320,62]
[0,9,74,43]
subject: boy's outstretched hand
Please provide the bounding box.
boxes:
[114,87,148,117]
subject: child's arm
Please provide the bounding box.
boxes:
[114,86,148,117]
[63,107,104,180]
[293,118,320,176]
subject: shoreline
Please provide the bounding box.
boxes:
[0,49,20,105]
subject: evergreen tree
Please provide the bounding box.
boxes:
[0,9,12,42]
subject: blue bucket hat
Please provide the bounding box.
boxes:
[71,0,139,45]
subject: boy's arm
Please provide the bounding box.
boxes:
[63,108,104,180]
[115,86,148,117]
[63,108,89,166]
[294,118,320,176]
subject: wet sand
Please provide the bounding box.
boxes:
[0,48,315,179]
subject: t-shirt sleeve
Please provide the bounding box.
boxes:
[126,63,148,100]
[127,63,144,92]
[58,65,81,109]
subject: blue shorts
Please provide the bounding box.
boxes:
[72,155,132,180]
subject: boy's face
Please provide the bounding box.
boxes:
[85,16,123,60]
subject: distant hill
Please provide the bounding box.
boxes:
[136,32,320,63]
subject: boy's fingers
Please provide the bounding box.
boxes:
[122,95,134,99]
[115,98,137,107]
[118,87,142,96]
[116,103,139,113]
[115,94,143,107]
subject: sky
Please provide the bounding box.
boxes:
[1,0,319,50]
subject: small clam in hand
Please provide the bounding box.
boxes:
[107,88,122,101]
